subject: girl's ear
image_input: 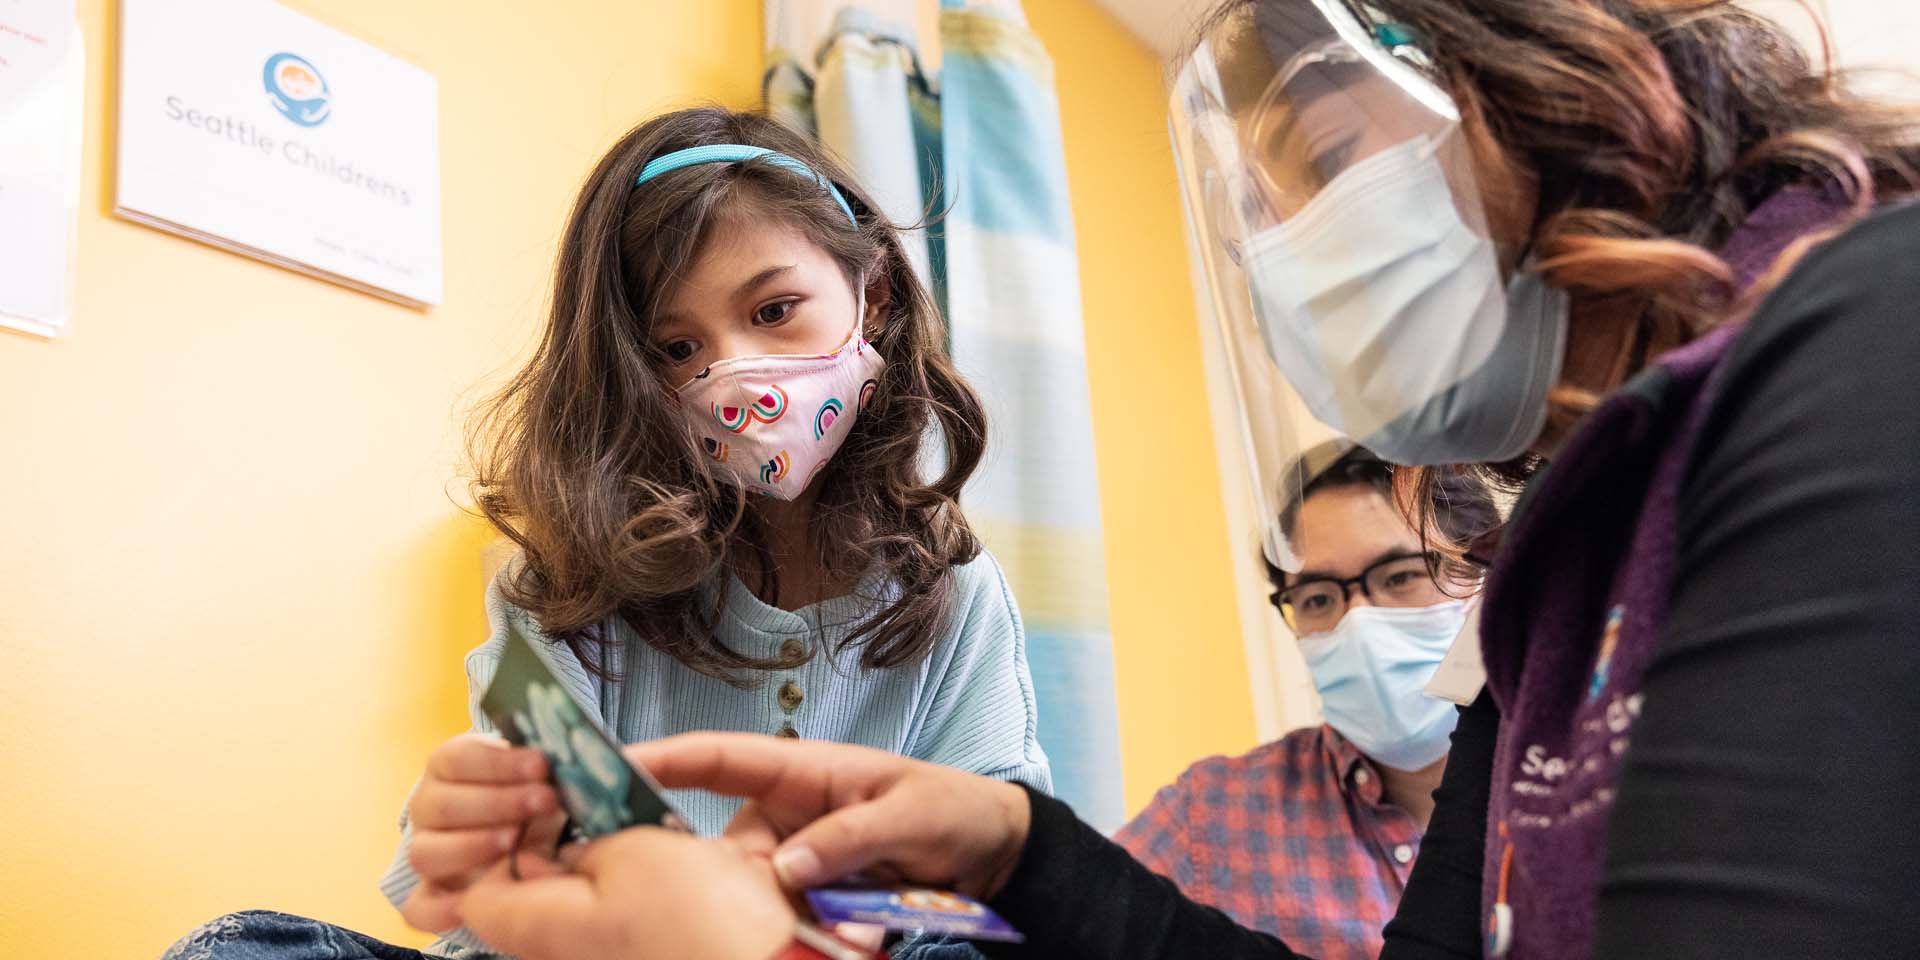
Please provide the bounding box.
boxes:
[862,272,892,337]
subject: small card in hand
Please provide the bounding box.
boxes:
[478,619,690,838]
[806,887,1024,943]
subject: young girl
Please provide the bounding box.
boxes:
[380,104,1051,954]
[162,106,1049,960]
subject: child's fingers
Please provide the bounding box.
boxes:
[409,826,519,882]
[427,736,548,785]
[412,782,555,830]
[399,882,465,935]
[519,809,570,854]
[496,849,571,881]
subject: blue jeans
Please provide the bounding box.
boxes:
[163,910,986,960]
[161,911,432,960]
[891,935,985,959]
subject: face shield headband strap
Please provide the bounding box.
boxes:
[1253,0,1454,121]
[1329,0,1416,49]
[635,144,858,226]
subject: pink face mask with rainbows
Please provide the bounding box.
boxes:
[674,316,887,500]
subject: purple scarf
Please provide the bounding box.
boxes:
[1475,190,1853,959]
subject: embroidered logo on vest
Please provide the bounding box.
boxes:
[1586,605,1624,702]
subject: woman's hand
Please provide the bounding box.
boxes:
[626,733,1032,899]
[459,829,797,960]
[400,733,560,933]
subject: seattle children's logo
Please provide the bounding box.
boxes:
[262,52,331,127]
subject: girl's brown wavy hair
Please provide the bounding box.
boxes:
[468,106,985,683]
[1203,0,1920,558]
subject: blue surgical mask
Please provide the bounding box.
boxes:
[1300,600,1466,771]
[1242,135,1568,466]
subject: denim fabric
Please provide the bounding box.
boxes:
[161,911,433,960]
[890,934,983,960]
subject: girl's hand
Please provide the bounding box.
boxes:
[626,733,1032,900]
[459,830,796,960]
[400,733,559,933]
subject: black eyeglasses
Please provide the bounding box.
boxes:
[1270,552,1450,635]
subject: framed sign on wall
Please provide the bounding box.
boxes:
[115,0,442,307]
[0,0,84,338]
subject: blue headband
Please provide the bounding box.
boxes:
[634,145,857,225]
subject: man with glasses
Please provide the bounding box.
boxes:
[1114,444,1496,960]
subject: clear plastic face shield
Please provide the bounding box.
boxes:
[1172,0,1542,573]
[1175,1,1482,245]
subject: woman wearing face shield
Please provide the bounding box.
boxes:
[435,2,1920,958]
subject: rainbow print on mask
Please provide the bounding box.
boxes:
[671,325,884,504]
[813,398,845,440]
[712,402,750,433]
[857,378,879,413]
[751,386,789,422]
[713,385,791,434]
[759,451,791,486]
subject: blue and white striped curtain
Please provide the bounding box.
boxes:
[766,0,1124,830]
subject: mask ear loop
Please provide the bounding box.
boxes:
[851,284,870,347]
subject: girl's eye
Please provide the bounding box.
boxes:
[754,301,797,326]
[660,340,697,364]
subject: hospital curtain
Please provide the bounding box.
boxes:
[764,0,1124,830]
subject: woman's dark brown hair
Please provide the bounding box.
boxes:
[469,106,985,683]
[1199,0,1920,557]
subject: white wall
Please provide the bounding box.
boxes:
[1820,0,1920,97]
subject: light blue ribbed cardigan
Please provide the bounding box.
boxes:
[380,550,1051,956]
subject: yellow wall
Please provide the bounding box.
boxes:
[0,1,1253,954]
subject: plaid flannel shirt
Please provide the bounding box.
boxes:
[1114,725,1423,960]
